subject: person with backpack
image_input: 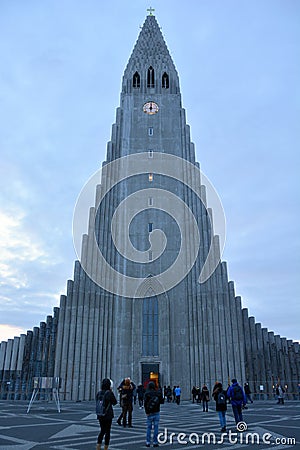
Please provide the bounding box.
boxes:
[95,378,117,450]
[144,381,164,448]
[227,378,247,427]
[212,382,228,432]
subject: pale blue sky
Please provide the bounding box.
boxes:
[0,0,299,341]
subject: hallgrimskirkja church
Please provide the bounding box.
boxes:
[0,12,299,401]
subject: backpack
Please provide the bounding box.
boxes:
[96,392,109,418]
[217,392,226,405]
[147,394,160,413]
[232,385,243,401]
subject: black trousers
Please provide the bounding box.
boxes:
[121,403,133,426]
[98,417,112,445]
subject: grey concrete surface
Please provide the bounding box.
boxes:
[0,400,299,449]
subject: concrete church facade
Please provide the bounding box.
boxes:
[0,13,299,401]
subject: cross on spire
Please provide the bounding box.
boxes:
[147,6,155,16]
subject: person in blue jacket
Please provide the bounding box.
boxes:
[227,379,247,427]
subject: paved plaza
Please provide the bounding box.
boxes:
[0,399,299,449]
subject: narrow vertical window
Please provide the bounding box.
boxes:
[148,223,153,232]
[162,72,169,89]
[148,150,153,158]
[147,66,155,88]
[142,295,159,356]
[149,173,153,182]
[133,71,140,88]
[148,197,153,206]
[148,127,153,136]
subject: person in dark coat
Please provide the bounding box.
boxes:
[95,378,117,450]
[201,384,210,412]
[192,386,197,403]
[137,384,145,409]
[144,381,164,447]
[227,378,247,426]
[166,386,172,402]
[116,377,136,427]
[212,382,227,432]
[244,383,253,403]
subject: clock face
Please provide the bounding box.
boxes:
[143,101,159,115]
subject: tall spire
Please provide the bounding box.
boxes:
[122,14,179,94]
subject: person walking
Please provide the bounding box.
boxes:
[95,378,117,450]
[201,384,210,412]
[172,386,176,403]
[144,381,164,448]
[192,386,197,403]
[212,382,227,432]
[166,386,172,402]
[175,385,181,405]
[137,384,145,409]
[133,385,137,405]
[196,386,201,403]
[227,379,247,427]
[276,383,285,404]
[244,383,253,403]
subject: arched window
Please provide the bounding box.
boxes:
[162,72,169,89]
[142,294,158,356]
[147,66,155,88]
[133,71,140,88]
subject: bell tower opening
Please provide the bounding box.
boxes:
[147,66,155,88]
[133,71,140,88]
[162,72,169,89]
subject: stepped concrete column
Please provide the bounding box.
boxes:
[235,296,246,383]
[261,328,272,398]
[275,335,284,383]
[249,317,258,395]
[0,342,7,399]
[58,283,73,399]
[255,323,267,398]
[228,282,240,379]
[221,263,234,381]
[242,309,252,383]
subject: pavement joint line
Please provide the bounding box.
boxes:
[0,433,37,445]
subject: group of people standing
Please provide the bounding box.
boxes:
[162,385,182,404]
[95,376,256,448]
[191,384,210,411]
[95,377,164,449]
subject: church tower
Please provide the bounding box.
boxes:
[0,12,299,402]
[54,12,246,400]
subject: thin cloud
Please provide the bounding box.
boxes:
[0,324,26,342]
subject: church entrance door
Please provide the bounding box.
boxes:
[141,363,159,388]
